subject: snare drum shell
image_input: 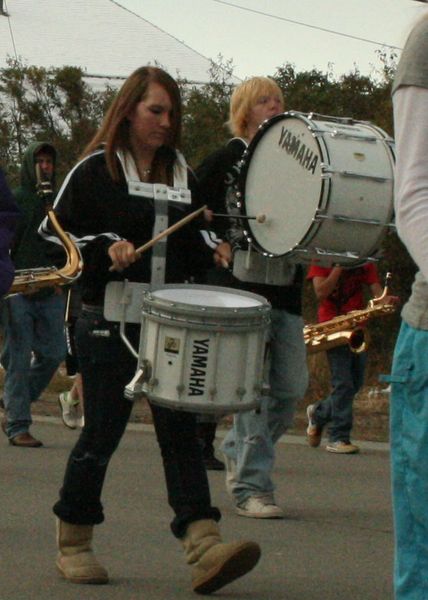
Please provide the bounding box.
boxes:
[138,285,271,414]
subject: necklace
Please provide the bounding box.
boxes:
[136,165,152,181]
[139,166,151,182]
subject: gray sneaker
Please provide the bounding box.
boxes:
[236,495,285,519]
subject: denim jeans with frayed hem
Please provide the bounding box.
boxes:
[312,344,366,443]
[220,309,308,505]
[389,321,428,600]
[1,293,66,438]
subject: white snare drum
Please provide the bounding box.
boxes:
[239,111,395,265]
[136,284,270,414]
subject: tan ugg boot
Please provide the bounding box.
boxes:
[56,518,109,584]
[182,519,261,594]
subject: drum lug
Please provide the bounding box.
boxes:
[124,360,152,402]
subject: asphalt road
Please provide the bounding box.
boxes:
[0,418,393,600]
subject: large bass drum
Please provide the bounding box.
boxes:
[238,111,395,266]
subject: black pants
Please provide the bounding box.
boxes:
[53,311,220,538]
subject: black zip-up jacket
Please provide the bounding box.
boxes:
[40,150,219,306]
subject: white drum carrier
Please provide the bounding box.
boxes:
[238,111,395,266]
[122,284,270,414]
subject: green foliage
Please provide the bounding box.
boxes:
[0,57,114,182]
[180,57,235,168]
[272,56,395,135]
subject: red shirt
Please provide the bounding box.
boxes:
[307,263,380,323]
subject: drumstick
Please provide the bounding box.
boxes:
[109,205,207,271]
[211,212,266,223]
[135,204,207,255]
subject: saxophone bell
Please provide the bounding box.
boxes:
[304,273,397,355]
[6,164,83,296]
[305,326,369,354]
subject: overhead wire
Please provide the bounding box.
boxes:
[210,0,403,50]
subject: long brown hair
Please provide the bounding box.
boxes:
[82,66,182,183]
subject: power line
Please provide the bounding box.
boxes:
[210,0,402,51]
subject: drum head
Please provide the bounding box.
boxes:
[152,285,264,308]
[240,113,324,256]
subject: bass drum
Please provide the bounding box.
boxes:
[238,111,395,265]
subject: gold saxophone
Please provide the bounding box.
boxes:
[7,166,83,295]
[304,273,396,354]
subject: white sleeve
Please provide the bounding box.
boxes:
[393,86,428,281]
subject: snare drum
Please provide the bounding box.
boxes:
[238,111,395,265]
[136,284,270,414]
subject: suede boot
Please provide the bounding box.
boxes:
[56,518,109,584]
[182,519,261,594]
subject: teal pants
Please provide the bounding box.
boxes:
[390,321,428,600]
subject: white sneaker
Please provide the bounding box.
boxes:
[223,454,237,496]
[236,495,285,519]
[58,392,80,430]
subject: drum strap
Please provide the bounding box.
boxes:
[150,152,190,285]
[118,150,192,286]
[151,199,168,285]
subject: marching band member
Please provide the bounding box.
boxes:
[2,143,66,447]
[196,77,308,519]
[40,65,260,594]
[306,263,383,454]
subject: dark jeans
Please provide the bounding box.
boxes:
[313,345,367,442]
[53,311,220,538]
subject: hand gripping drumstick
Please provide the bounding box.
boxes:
[109,204,207,271]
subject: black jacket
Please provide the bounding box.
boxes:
[41,150,217,305]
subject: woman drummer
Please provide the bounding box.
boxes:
[196,76,308,518]
[40,66,260,594]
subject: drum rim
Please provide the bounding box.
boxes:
[144,283,270,306]
[141,283,271,320]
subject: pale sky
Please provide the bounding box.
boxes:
[115,0,426,79]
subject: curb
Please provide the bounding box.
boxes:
[33,414,390,453]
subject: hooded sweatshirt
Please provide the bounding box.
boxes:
[12,141,57,299]
[12,141,57,271]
